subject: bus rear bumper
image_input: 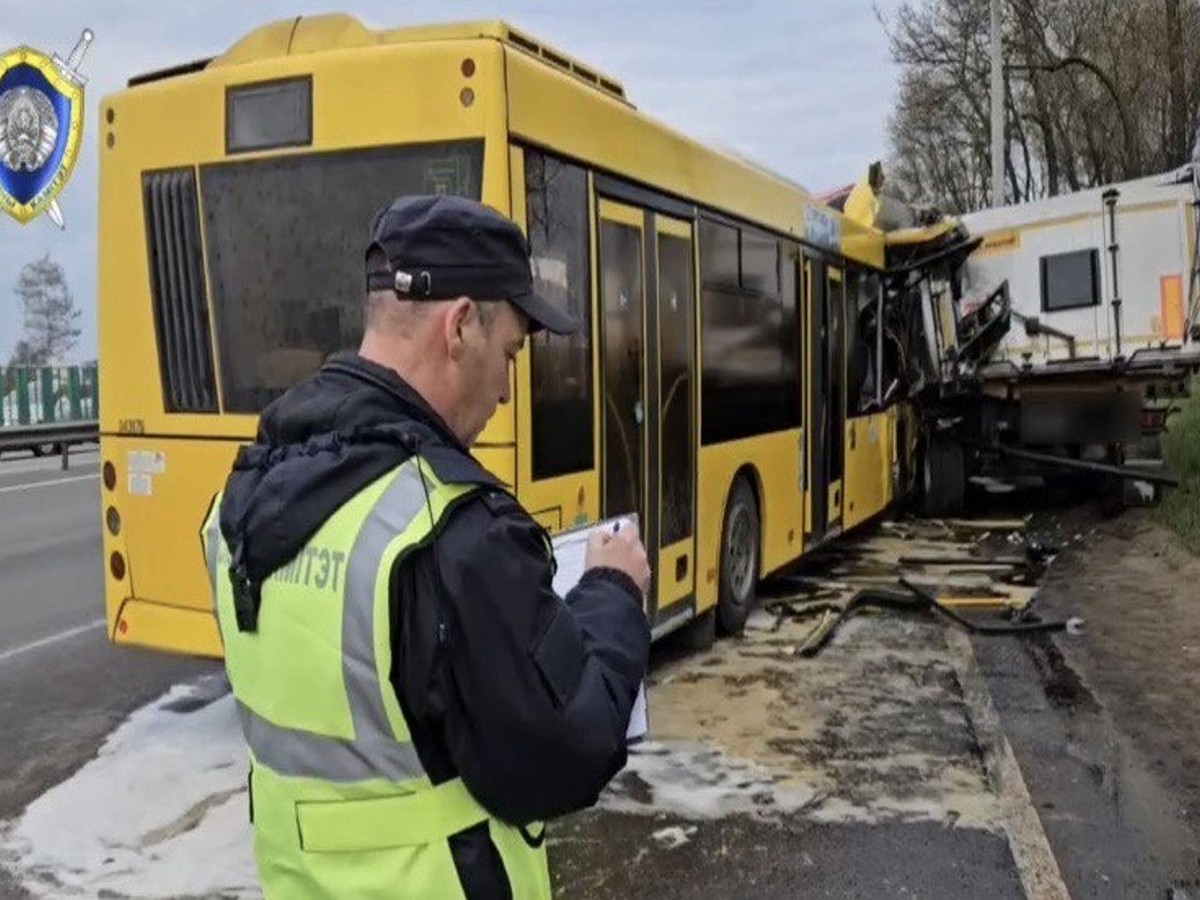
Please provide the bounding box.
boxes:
[110,598,224,659]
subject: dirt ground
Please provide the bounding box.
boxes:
[1027,502,1200,835]
[546,602,1029,898]
[546,528,1032,898]
[548,496,1200,898]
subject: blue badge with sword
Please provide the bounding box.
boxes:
[0,29,93,228]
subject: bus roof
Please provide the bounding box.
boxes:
[193,13,629,103]
[121,12,885,265]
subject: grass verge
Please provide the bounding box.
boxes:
[1156,381,1200,553]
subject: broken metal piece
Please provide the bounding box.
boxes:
[898,554,1026,566]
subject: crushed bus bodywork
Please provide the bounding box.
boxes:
[837,163,1200,515]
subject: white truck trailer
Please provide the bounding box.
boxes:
[960,168,1197,366]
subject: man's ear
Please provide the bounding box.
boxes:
[445,297,474,360]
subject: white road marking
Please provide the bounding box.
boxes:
[0,619,107,666]
[0,473,99,494]
[0,450,98,476]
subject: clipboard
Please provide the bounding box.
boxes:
[550,514,648,744]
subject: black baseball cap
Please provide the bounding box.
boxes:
[365,194,578,336]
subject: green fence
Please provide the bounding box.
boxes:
[0,365,98,427]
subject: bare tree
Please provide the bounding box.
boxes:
[883,0,995,211]
[880,0,1200,214]
[14,254,81,365]
[7,339,45,367]
[1159,0,1192,168]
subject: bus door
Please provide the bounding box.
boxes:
[805,258,826,542]
[825,267,846,531]
[651,216,697,623]
[806,258,846,543]
[596,199,697,623]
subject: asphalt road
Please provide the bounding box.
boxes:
[0,450,217,898]
[0,450,1034,899]
[0,450,106,657]
[0,451,1196,899]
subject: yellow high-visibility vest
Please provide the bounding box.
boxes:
[203,456,551,899]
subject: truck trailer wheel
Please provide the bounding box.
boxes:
[717,476,759,635]
[921,435,966,518]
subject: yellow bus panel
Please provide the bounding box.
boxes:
[98,15,896,656]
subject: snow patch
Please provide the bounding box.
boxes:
[602,740,821,820]
[0,676,258,899]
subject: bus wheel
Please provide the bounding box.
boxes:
[920,435,965,518]
[717,477,759,636]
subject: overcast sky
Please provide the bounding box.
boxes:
[0,1,903,364]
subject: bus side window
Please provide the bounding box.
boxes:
[699,220,798,445]
[525,149,593,480]
[846,269,883,413]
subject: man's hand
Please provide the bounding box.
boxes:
[585,521,651,596]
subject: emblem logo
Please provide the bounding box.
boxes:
[0,29,93,228]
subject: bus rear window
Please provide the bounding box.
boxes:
[199,141,483,413]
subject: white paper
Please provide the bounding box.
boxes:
[550,514,648,743]
[626,682,648,743]
[127,450,166,475]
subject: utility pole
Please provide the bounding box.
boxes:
[990,0,1004,207]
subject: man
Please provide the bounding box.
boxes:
[203,194,652,899]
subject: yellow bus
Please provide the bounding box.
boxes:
[99,13,903,657]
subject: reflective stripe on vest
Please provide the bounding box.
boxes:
[234,699,423,782]
[339,460,430,776]
[206,459,442,781]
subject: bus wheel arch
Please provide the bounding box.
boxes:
[716,468,761,636]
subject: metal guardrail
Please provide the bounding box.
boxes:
[1,365,99,470]
[0,420,99,469]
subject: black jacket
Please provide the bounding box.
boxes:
[218,352,651,896]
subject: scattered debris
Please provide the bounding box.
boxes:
[650,825,698,850]
[762,514,1082,658]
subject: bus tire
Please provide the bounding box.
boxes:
[717,476,759,636]
[921,435,965,518]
